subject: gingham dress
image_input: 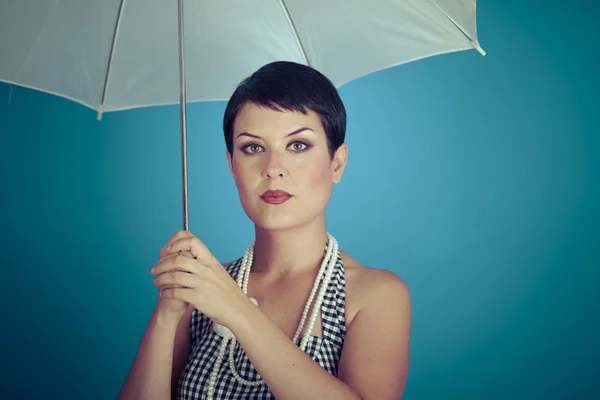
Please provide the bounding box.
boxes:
[176,253,347,399]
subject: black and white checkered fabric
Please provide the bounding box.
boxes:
[176,253,347,399]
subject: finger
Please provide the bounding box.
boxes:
[160,231,192,258]
[154,270,201,289]
[159,230,195,258]
[159,282,185,290]
[166,237,200,259]
[151,253,195,275]
[168,236,220,266]
[167,236,212,261]
[159,248,195,262]
[160,287,196,303]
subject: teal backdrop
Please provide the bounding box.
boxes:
[1,1,598,399]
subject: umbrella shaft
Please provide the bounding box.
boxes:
[178,0,189,231]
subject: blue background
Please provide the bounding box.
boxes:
[1,1,598,398]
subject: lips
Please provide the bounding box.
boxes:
[260,190,293,205]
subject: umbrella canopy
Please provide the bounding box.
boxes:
[0,0,484,116]
[0,0,484,230]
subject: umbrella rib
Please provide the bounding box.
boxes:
[277,0,311,66]
[98,0,127,120]
[428,0,486,56]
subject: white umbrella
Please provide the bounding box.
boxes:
[0,0,485,229]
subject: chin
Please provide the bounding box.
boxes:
[242,206,307,232]
[249,213,300,231]
[239,196,328,232]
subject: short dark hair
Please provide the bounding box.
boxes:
[223,61,346,158]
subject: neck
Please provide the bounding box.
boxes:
[251,216,328,278]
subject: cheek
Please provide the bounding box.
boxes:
[305,159,333,190]
[232,163,242,183]
[232,158,261,196]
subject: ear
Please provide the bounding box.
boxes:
[226,150,236,182]
[331,143,348,184]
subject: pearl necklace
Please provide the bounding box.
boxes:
[206,233,339,399]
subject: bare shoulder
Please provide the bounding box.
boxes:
[340,250,410,326]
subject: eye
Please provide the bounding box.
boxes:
[242,143,264,154]
[288,141,310,152]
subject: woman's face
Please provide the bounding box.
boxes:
[227,102,347,231]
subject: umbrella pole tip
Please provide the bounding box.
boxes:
[97,106,104,121]
[472,40,486,56]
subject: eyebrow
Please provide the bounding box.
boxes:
[236,127,314,140]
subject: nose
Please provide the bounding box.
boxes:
[263,151,287,179]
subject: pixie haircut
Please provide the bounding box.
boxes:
[223,61,346,158]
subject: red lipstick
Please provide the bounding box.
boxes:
[260,190,293,205]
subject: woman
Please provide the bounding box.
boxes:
[118,61,411,399]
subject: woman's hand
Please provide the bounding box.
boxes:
[151,230,250,328]
[152,233,196,317]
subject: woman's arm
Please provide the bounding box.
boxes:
[117,302,193,400]
[230,269,411,400]
[337,270,411,398]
